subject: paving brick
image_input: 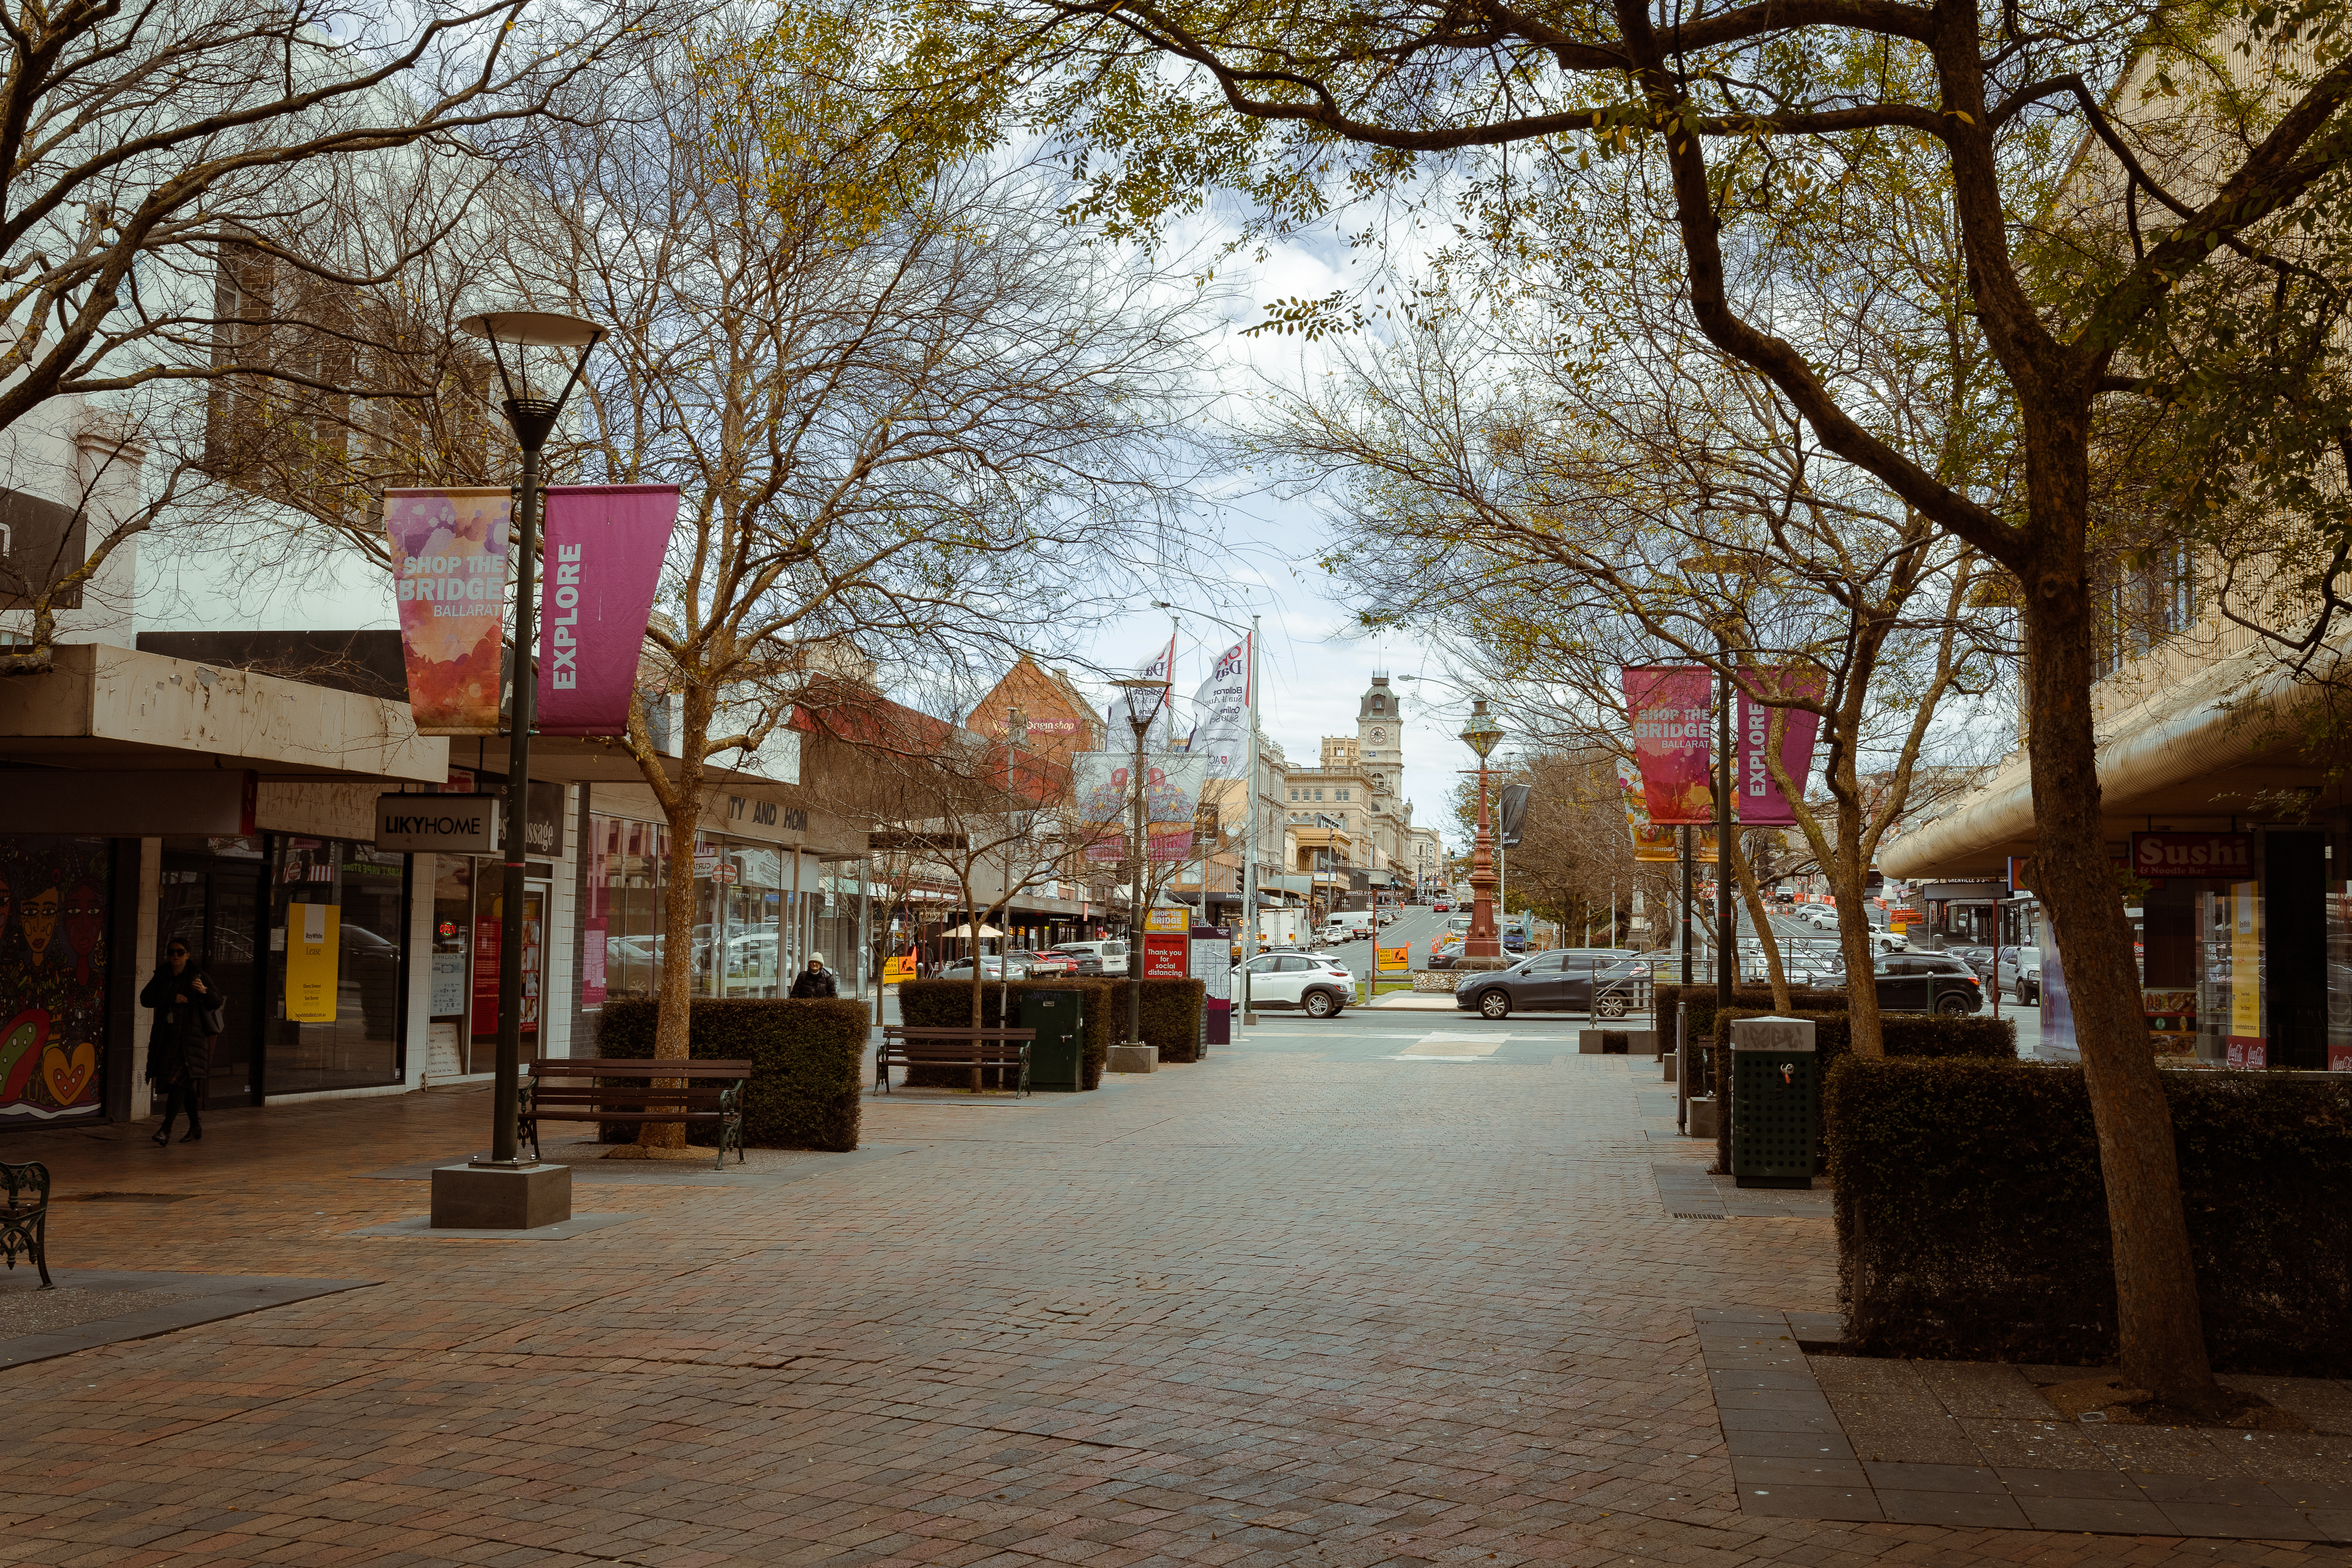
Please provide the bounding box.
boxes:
[1,1051,2332,1567]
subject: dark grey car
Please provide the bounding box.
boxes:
[1454,950,1651,1020]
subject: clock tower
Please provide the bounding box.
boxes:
[1358,674,1404,797]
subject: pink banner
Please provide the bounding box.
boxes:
[1735,668,1824,825]
[386,487,511,735]
[536,485,680,737]
[1622,666,1715,825]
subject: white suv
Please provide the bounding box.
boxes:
[1232,952,1354,1018]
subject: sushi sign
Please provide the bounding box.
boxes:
[2129,833,2255,880]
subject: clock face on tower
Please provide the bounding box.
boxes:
[1370,727,1386,742]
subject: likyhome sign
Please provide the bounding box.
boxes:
[375,794,501,854]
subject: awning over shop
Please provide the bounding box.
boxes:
[1879,632,2347,878]
[0,644,446,783]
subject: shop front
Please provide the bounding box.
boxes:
[577,803,870,1012]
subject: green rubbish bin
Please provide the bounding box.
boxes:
[1729,1015,1817,1189]
[1020,989,1086,1092]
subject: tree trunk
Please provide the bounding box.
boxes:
[1831,807,1885,1058]
[1731,834,1791,1012]
[2020,508,2221,1409]
[639,684,714,1152]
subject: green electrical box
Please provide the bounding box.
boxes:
[1020,989,1086,1092]
[1730,1016,1817,1189]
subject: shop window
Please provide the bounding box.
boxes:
[268,837,404,1095]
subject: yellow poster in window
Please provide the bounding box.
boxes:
[286,901,340,1023]
[2229,881,2261,1045]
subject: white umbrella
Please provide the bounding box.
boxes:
[941,923,1005,939]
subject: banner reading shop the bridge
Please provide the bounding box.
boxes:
[536,484,680,736]
[386,487,512,734]
[1621,665,1715,824]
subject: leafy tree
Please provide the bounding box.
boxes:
[891,0,2351,1410]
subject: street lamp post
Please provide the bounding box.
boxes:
[438,308,599,1228]
[1459,699,1505,964]
[1111,675,1169,1049]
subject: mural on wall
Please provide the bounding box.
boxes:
[0,836,110,1124]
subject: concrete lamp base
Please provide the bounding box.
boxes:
[1107,1044,1160,1074]
[430,1163,573,1229]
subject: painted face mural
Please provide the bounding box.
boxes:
[20,887,59,967]
[63,881,103,985]
[1,838,108,1125]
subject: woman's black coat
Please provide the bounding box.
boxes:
[141,967,219,1088]
[789,966,838,999]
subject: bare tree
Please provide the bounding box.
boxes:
[1266,281,2006,1055]
[504,27,1211,1141]
[0,0,654,671]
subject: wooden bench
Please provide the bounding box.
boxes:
[520,1059,750,1171]
[876,1027,1035,1096]
[1,1160,51,1289]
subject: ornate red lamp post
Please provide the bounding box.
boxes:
[1459,699,1505,965]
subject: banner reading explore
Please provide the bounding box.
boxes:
[536,485,681,736]
[1733,668,1825,826]
[386,488,512,734]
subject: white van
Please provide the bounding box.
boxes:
[1047,940,1128,976]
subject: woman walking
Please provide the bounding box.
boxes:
[141,940,218,1145]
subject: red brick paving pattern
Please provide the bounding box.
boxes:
[0,1056,2333,1567]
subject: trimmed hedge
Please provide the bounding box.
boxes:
[1658,984,1850,1045]
[896,978,1115,1089]
[1138,978,1206,1064]
[1828,1058,2352,1374]
[1711,1009,2017,1174]
[595,998,867,1151]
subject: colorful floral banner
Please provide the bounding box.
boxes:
[386,487,511,734]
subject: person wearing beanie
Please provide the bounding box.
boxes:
[790,952,838,998]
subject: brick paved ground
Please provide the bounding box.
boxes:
[0,1042,2338,1567]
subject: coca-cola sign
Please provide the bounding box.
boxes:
[2129,831,2256,879]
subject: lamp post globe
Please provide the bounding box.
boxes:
[450,307,600,1192]
[1458,699,1506,965]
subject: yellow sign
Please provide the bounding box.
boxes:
[1375,945,1410,974]
[883,955,918,985]
[1144,907,1188,933]
[285,901,340,1023]
[2230,882,2261,1039]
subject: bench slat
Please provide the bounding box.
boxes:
[527,1060,751,1078]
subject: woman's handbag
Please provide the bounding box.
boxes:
[201,992,228,1037]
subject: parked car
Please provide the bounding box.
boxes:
[1428,932,1464,969]
[1047,940,1127,976]
[2010,947,2043,1005]
[1829,951,1983,1014]
[937,957,1014,981]
[1020,949,1081,977]
[1231,951,1354,1017]
[1455,950,1650,1019]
